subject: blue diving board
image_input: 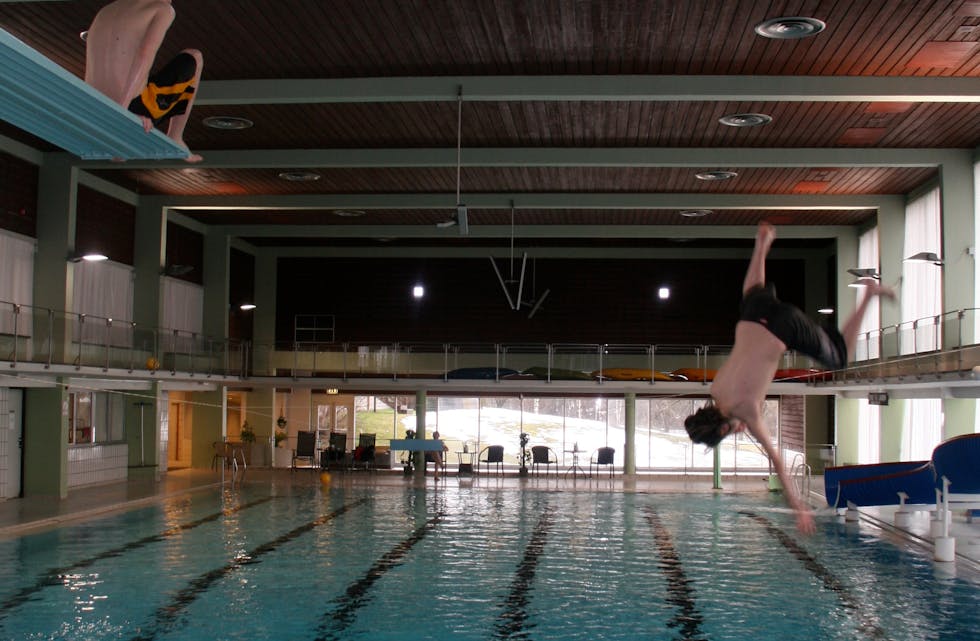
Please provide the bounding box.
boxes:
[0,27,189,161]
[389,439,444,452]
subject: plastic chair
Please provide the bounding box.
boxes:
[291,430,317,470]
[479,445,504,475]
[530,445,558,478]
[590,447,616,477]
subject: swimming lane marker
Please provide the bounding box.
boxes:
[645,507,707,641]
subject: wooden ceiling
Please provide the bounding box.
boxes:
[2,0,979,251]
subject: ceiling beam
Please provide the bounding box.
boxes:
[197,75,980,105]
[153,193,900,211]
[214,223,852,239]
[80,147,957,170]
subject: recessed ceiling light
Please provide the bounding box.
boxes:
[754,16,826,39]
[333,209,365,217]
[79,30,88,41]
[695,171,738,181]
[278,171,321,182]
[719,113,773,127]
[679,209,712,218]
[202,116,254,130]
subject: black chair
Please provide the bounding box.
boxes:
[351,433,376,471]
[530,445,558,478]
[479,445,504,475]
[590,446,616,477]
[322,432,347,469]
[292,431,317,470]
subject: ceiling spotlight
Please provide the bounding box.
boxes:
[278,171,321,182]
[695,170,738,181]
[754,16,826,39]
[679,209,712,218]
[79,30,88,41]
[719,113,773,127]
[333,209,365,217]
[412,285,425,299]
[658,287,670,300]
[202,116,254,130]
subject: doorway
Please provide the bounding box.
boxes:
[0,388,22,498]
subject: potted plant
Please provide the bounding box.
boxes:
[240,420,255,444]
[518,432,530,476]
[239,420,256,465]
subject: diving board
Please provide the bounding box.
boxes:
[389,439,444,452]
[0,27,188,161]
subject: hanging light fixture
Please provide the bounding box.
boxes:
[438,87,468,235]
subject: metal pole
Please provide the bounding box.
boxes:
[712,444,722,489]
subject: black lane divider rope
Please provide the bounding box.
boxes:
[314,512,444,641]
[644,507,708,641]
[129,498,369,641]
[738,511,889,641]
[0,495,276,622]
[494,506,555,640]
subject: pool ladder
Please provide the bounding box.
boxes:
[790,454,812,498]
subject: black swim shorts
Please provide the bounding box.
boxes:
[740,284,847,369]
[128,52,198,126]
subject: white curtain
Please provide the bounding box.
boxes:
[0,231,35,335]
[902,398,943,461]
[854,227,880,361]
[161,277,204,334]
[71,260,134,344]
[901,187,942,354]
[857,401,880,464]
[161,277,204,354]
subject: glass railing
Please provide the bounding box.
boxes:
[5,298,980,385]
[842,308,980,382]
[0,300,246,377]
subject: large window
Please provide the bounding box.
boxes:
[68,391,125,445]
[353,394,777,472]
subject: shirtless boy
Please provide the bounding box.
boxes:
[684,222,893,534]
[85,0,203,162]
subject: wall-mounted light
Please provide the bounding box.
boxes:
[817,307,834,315]
[68,252,108,263]
[239,303,256,311]
[904,251,943,266]
[846,268,880,280]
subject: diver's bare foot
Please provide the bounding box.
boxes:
[183,153,203,163]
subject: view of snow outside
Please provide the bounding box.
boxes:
[355,396,776,472]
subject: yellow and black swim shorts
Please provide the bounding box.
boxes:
[128,52,197,126]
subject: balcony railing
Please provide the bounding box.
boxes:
[3,298,979,385]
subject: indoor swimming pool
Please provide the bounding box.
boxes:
[0,483,977,641]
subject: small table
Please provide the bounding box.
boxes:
[564,448,588,479]
[456,451,476,476]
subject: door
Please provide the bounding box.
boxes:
[0,388,23,498]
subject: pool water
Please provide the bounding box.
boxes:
[0,483,977,641]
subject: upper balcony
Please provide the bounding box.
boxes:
[2,300,978,398]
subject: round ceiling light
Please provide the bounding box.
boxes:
[679,209,713,218]
[754,16,826,39]
[719,113,773,127]
[202,116,254,130]
[695,170,738,181]
[278,171,321,182]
